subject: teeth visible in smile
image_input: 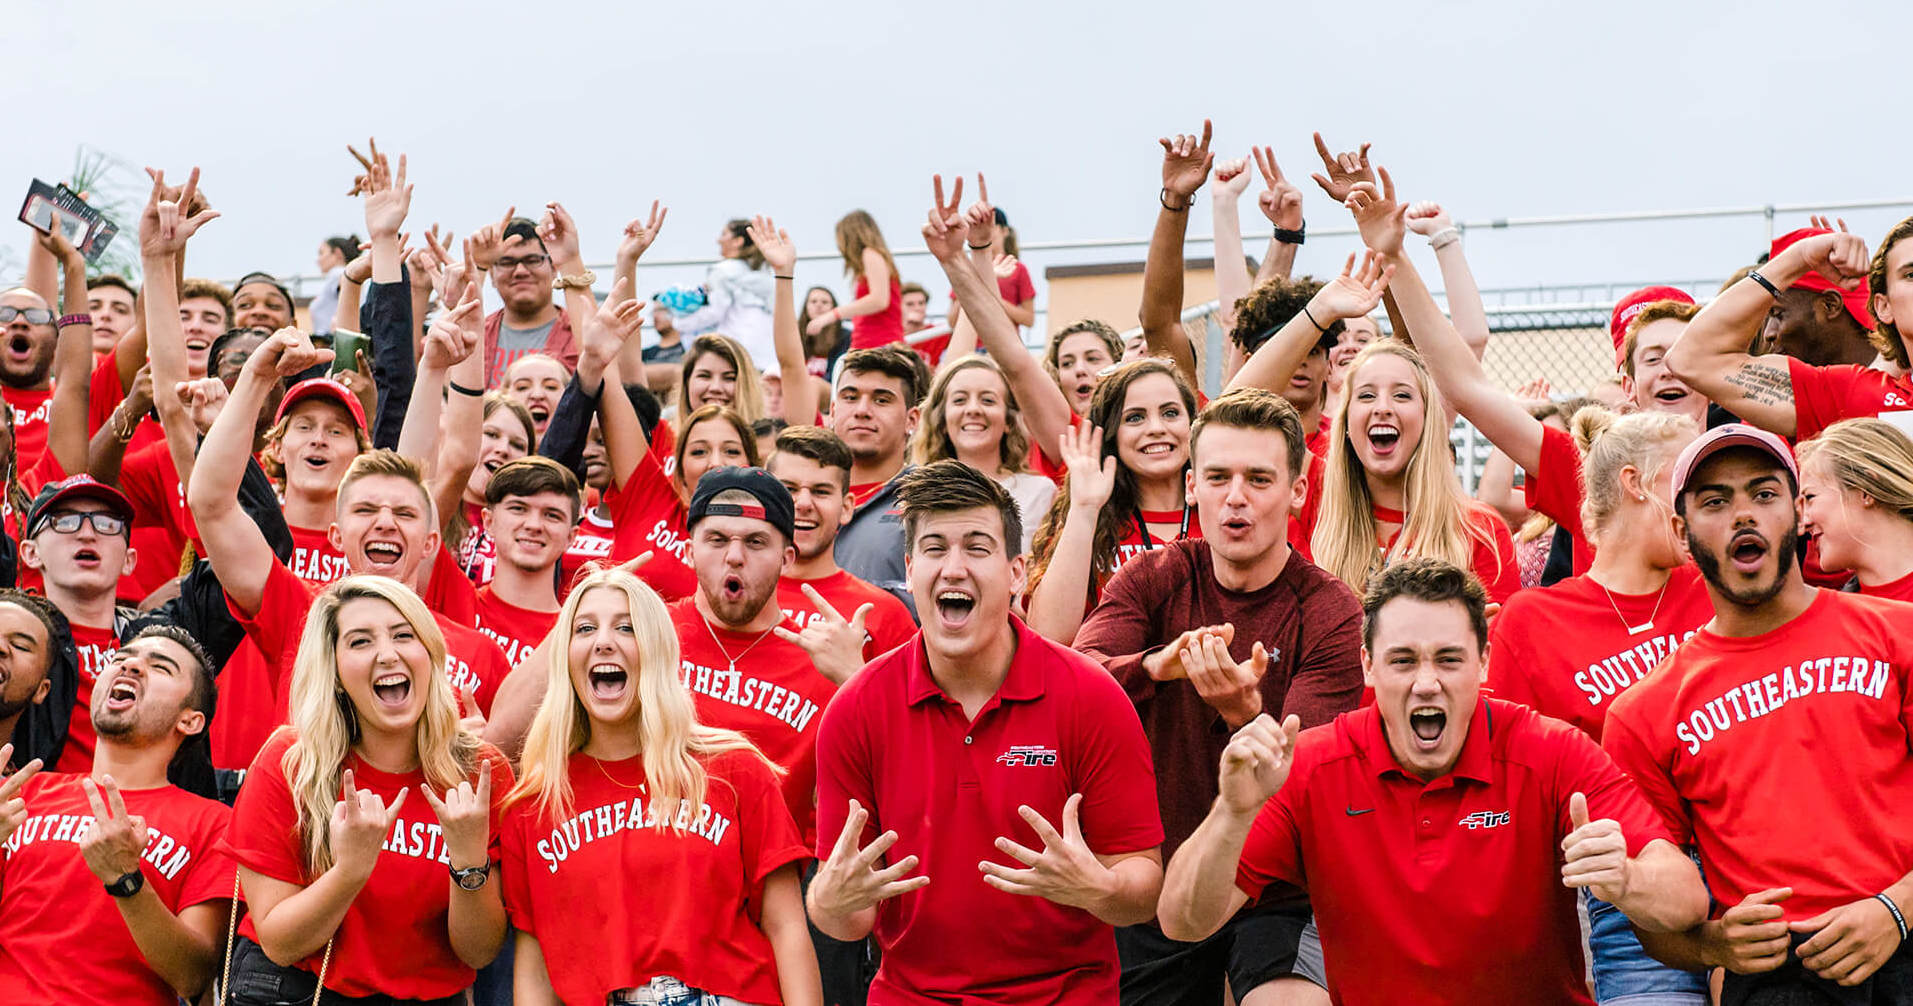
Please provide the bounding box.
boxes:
[374,673,407,687]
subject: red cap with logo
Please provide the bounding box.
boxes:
[1610,285,1696,367]
[274,376,367,431]
[1771,228,1875,331]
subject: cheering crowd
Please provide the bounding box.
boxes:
[0,117,1909,1006]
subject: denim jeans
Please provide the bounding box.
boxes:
[1587,891,1708,1005]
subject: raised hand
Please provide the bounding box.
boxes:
[810,799,930,920]
[1183,631,1269,727]
[1159,119,1215,200]
[248,326,334,380]
[123,364,156,416]
[1514,377,1553,404]
[1060,423,1117,511]
[454,681,487,737]
[538,201,583,271]
[1404,201,1454,238]
[580,275,646,367]
[1791,892,1908,985]
[329,769,407,880]
[1704,888,1793,974]
[962,172,995,243]
[1309,132,1374,203]
[419,763,493,870]
[421,293,483,371]
[1143,622,1235,682]
[0,744,42,847]
[342,241,374,286]
[774,584,873,685]
[1559,791,1634,904]
[467,206,516,273]
[78,776,150,883]
[748,215,796,274]
[616,201,669,266]
[1212,157,1252,201]
[1252,146,1303,230]
[1310,250,1394,322]
[358,140,412,240]
[1216,713,1303,814]
[33,211,82,267]
[175,376,229,433]
[979,794,1115,910]
[1343,166,1407,257]
[921,173,969,263]
[992,254,1019,280]
[138,167,220,260]
[1786,215,1869,290]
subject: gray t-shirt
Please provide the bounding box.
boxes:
[834,467,917,620]
[494,318,559,380]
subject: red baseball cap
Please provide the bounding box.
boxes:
[1671,423,1799,501]
[274,377,367,431]
[1610,285,1696,365]
[1770,228,1875,330]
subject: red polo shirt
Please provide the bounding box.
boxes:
[1235,699,1671,1006]
[815,617,1162,1005]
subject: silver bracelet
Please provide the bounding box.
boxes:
[1428,227,1462,251]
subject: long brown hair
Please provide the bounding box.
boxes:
[834,210,897,281]
[910,356,1031,473]
[1027,359,1195,594]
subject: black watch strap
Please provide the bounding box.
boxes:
[451,864,490,891]
[1274,221,1306,245]
[104,869,145,898]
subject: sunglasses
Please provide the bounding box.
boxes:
[34,510,128,537]
[0,306,53,325]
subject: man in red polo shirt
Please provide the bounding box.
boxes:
[810,460,1164,1004]
[1159,559,1705,1006]
[1607,424,1913,998]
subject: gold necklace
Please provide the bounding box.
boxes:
[594,754,647,791]
[1597,576,1669,636]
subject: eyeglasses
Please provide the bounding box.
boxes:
[0,306,53,325]
[492,253,550,273]
[34,511,128,537]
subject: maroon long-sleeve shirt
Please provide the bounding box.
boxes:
[1075,540,1364,862]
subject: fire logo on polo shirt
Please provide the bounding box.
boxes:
[1459,810,1511,831]
[996,745,1059,767]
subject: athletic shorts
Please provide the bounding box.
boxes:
[1117,903,1326,1006]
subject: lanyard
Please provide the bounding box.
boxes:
[1135,506,1192,550]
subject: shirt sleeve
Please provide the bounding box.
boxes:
[1600,702,1694,846]
[608,450,677,560]
[1074,558,1165,705]
[1787,359,1910,441]
[228,561,311,665]
[1069,667,1166,856]
[223,734,310,885]
[1278,583,1364,729]
[1008,264,1036,305]
[1470,506,1523,604]
[1523,424,1585,543]
[176,803,239,910]
[1553,720,1673,856]
[497,807,538,934]
[813,684,878,860]
[480,747,516,863]
[365,278,417,452]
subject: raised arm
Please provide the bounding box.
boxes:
[36,227,94,475]
[1159,714,1301,942]
[356,144,419,451]
[610,200,667,316]
[577,279,651,490]
[1226,251,1391,397]
[1023,422,1115,644]
[1210,157,1255,335]
[749,215,818,423]
[1249,146,1304,289]
[1139,120,1213,385]
[135,172,220,497]
[1404,202,1489,360]
[925,174,1072,450]
[1665,219,1871,438]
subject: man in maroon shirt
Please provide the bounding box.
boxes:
[1158,559,1707,1006]
[1075,388,1362,1005]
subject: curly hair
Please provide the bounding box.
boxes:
[1230,276,1342,355]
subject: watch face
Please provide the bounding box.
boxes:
[454,868,488,891]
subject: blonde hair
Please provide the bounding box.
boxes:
[910,356,1030,473]
[282,576,481,876]
[1311,342,1509,593]
[504,570,775,825]
[1795,418,1913,523]
[1570,408,1700,548]
[676,334,765,429]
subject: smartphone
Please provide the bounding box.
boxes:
[18,179,87,244]
[329,329,368,374]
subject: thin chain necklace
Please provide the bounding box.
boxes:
[1597,575,1669,636]
[595,754,646,791]
[701,610,779,674]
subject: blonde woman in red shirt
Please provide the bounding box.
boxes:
[1796,417,1913,601]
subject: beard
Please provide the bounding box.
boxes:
[1689,522,1800,608]
[704,573,779,627]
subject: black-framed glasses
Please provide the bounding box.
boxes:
[34,511,128,537]
[0,306,53,325]
[493,253,550,273]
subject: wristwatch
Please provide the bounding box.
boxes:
[553,269,597,291]
[104,869,145,898]
[450,864,490,891]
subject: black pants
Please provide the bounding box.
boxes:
[801,860,877,1006]
[224,937,466,1006]
[1722,935,1913,1005]
[1117,904,1322,1006]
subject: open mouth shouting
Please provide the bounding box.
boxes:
[719,573,748,605]
[934,587,977,631]
[587,661,629,701]
[361,539,406,572]
[1727,529,1769,574]
[371,671,412,709]
[6,332,35,363]
[103,674,141,713]
[1365,422,1401,457]
[1407,705,1446,751]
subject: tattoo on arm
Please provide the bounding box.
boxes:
[1723,361,1792,407]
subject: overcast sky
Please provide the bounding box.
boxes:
[6,0,1910,326]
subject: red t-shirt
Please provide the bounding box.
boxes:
[560,508,617,597]
[5,383,53,470]
[670,598,834,846]
[1376,502,1522,603]
[1305,411,1332,458]
[423,546,482,628]
[0,773,235,1005]
[1289,449,1326,559]
[1236,699,1669,1006]
[54,623,122,774]
[1788,358,1913,442]
[777,569,917,665]
[86,353,165,458]
[475,585,558,669]
[947,261,1036,311]
[287,524,352,589]
[1861,568,1913,602]
[224,730,514,999]
[212,561,508,769]
[1488,565,1714,742]
[117,439,195,601]
[498,749,808,1004]
[849,275,905,350]
[1606,589,1913,922]
[815,618,1163,1004]
[1522,423,1594,577]
[608,451,697,602]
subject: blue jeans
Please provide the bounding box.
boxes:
[1587,891,1708,1005]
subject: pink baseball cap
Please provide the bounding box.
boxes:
[1671,423,1798,500]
